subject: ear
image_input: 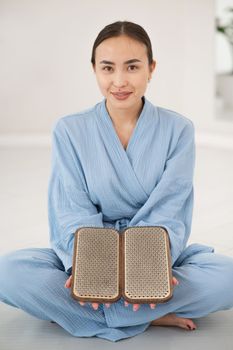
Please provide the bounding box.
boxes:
[150,60,156,74]
[148,60,156,80]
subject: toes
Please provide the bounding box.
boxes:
[180,319,197,330]
[187,320,197,330]
[124,301,129,307]
[150,303,156,309]
[104,303,111,308]
[187,324,197,330]
[79,301,85,306]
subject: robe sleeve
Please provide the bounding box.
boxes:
[129,120,195,266]
[47,120,104,274]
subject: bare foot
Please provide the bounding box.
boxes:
[151,313,197,330]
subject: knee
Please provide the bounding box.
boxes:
[0,251,16,276]
[214,255,233,305]
[0,250,22,285]
[0,251,18,299]
[0,249,37,293]
[204,253,233,285]
[195,253,233,309]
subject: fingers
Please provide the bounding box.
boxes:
[79,302,98,309]
[70,275,179,311]
[78,301,156,311]
[64,275,72,288]
[125,302,156,310]
[76,275,180,311]
[78,302,111,309]
[133,304,140,311]
[124,302,141,311]
[92,303,99,310]
[65,277,110,310]
[172,276,179,286]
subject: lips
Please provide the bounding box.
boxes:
[111,92,132,96]
[111,92,132,100]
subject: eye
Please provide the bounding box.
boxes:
[102,66,113,72]
[128,65,138,71]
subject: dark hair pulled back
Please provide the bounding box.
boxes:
[91,21,154,66]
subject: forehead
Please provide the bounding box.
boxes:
[95,35,147,63]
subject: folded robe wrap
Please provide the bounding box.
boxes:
[48,96,195,274]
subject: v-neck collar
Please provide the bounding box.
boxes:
[95,95,155,204]
[101,95,148,154]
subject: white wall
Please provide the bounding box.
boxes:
[1,0,231,137]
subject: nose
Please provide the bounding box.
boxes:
[112,71,128,88]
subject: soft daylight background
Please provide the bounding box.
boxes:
[0,0,233,349]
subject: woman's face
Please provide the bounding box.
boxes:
[93,35,156,110]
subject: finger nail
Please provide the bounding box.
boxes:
[124,301,129,307]
[92,303,99,310]
[79,301,85,306]
[150,304,156,309]
[133,304,139,311]
[105,303,111,308]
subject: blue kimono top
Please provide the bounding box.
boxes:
[47,95,196,340]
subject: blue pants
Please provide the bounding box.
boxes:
[0,243,233,342]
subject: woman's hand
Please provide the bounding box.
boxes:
[64,275,105,310]
[65,275,179,311]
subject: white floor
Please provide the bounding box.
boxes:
[0,145,233,349]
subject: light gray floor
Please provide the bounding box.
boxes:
[0,302,233,350]
[0,145,233,349]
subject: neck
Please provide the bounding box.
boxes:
[105,97,144,128]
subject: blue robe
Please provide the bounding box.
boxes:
[48,96,195,272]
[0,96,233,342]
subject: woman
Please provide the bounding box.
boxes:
[1,21,233,342]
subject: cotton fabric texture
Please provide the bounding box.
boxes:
[48,96,195,273]
[1,96,233,342]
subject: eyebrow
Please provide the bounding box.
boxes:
[99,59,142,65]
